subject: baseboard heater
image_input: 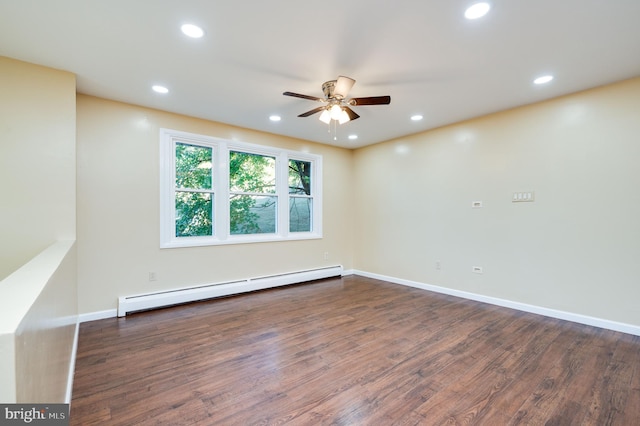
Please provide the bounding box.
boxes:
[117,265,343,317]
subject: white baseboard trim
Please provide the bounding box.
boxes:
[353,269,640,337]
[78,270,639,336]
[65,318,79,404]
[79,309,117,323]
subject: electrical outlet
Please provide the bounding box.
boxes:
[323,252,329,260]
[435,260,442,270]
[149,272,157,281]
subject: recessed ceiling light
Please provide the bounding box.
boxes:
[348,134,358,140]
[411,115,424,121]
[534,75,554,85]
[465,2,491,20]
[269,115,281,122]
[181,24,204,38]
[152,85,169,94]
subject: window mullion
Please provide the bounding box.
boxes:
[216,141,229,240]
[312,155,321,235]
[278,152,289,237]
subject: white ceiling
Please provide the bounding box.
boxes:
[1,1,639,149]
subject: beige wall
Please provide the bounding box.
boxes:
[353,77,640,326]
[0,57,77,280]
[0,57,78,403]
[76,95,354,314]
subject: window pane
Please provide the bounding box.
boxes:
[230,195,276,235]
[229,151,276,193]
[176,192,213,237]
[289,160,311,195]
[289,197,312,232]
[176,143,212,190]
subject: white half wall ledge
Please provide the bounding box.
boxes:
[353,269,640,337]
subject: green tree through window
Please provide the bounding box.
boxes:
[161,128,322,247]
[175,143,213,237]
[289,160,312,232]
[229,151,276,234]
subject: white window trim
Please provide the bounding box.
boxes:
[160,128,322,248]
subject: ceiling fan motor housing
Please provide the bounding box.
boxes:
[322,80,338,99]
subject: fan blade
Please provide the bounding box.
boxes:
[334,76,356,99]
[349,95,391,106]
[343,106,360,121]
[298,106,326,117]
[283,91,324,102]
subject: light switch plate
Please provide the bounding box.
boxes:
[512,191,535,202]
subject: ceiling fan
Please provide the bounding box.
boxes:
[283,76,391,125]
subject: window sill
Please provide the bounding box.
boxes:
[160,232,323,249]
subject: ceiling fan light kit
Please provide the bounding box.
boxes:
[319,105,349,124]
[283,75,391,127]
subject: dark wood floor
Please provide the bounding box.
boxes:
[71,275,640,425]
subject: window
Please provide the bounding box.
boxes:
[289,159,312,232]
[160,129,322,248]
[175,143,213,237]
[229,151,277,235]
